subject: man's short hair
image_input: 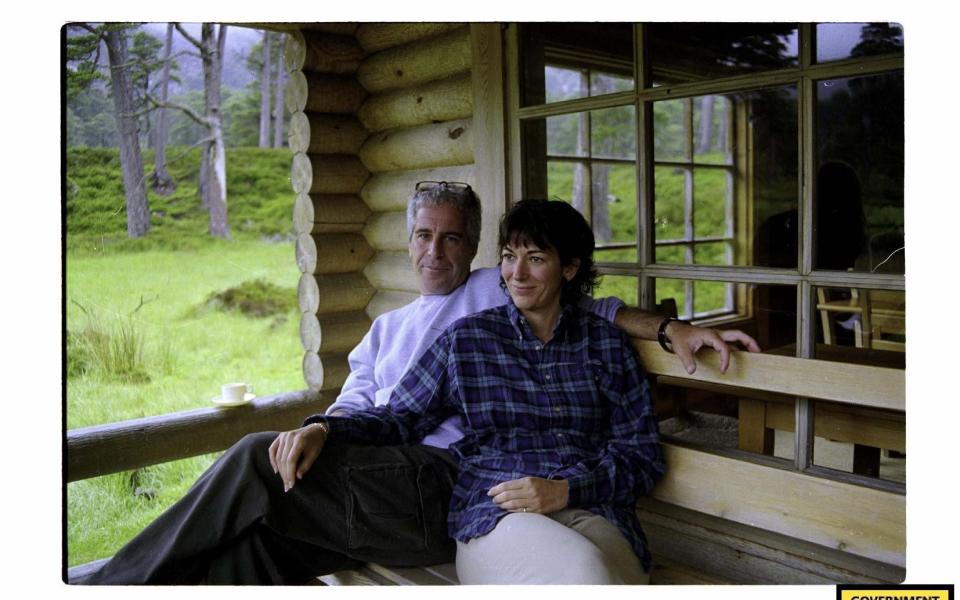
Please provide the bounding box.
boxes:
[406,183,482,251]
[498,199,599,306]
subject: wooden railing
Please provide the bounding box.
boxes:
[66,390,328,483]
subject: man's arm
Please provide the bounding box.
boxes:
[613,307,761,374]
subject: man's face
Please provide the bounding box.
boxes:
[409,203,476,295]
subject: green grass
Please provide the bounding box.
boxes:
[66,241,305,566]
[66,146,306,567]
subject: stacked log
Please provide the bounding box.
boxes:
[286,29,373,392]
[286,23,479,390]
[354,24,476,318]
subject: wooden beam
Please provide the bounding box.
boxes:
[66,390,328,483]
[363,251,419,294]
[358,119,474,173]
[638,498,905,583]
[357,26,471,93]
[360,165,476,213]
[651,443,905,567]
[634,341,904,411]
[355,23,465,54]
[470,23,509,269]
[358,73,473,132]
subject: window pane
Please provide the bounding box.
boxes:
[653,99,688,162]
[748,86,800,269]
[815,72,904,274]
[813,287,905,367]
[593,163,636,250]
[595,273,637,306]
[655,245,686,265]
[654,165,688,243]
[816,23,903,63]
[544,65,589,103]
[812,400,905,484]
[546,113,588,157]
[595,248,636,264]
[693,95,733,165]
[647,23,799,87]
[546,160,580,204]
[694,280,730,315]
[693,169,730,238]
[693,242,728,266]
[520,23,634,107]
[592,105,636,160]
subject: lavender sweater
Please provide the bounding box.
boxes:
[326,266,624,449]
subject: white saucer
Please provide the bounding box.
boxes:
[212,393,256,407]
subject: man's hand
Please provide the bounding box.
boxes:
[268,423,328,492]
[666,321,761,375]
[488,477,569,515]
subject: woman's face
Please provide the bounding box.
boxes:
[500,239,579,314]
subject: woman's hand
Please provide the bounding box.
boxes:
[268,423,328,493]
[488,477,569,515]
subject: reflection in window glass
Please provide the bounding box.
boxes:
[594,273,637,306]
[816,23,903,63]
[816,72,904,274]
[814,287,905,366]
[521,23,634,107]
[812,400,905,483]
[648,23,798,87]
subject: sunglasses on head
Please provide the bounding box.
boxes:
[415,181,473,195]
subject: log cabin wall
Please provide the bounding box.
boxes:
[286,24,497,393]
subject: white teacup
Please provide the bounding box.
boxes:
[221,382,252,403]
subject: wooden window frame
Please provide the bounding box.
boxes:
[505,22,905,494]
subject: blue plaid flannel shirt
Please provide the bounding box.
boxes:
[309,300,665,570]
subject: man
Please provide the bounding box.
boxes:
[76,182,758,584]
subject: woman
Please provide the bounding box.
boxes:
[305,199,665,584]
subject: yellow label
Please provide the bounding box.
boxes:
[841,591,951,600]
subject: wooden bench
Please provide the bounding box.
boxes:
[67,344,905,584]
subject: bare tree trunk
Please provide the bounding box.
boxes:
[273,34,286,149]
[259,31,272,148]
[572,71,589,216]
[697,95,714,155]
[202,23,229,238]
[104,27,150,238]
[150,23,176,195]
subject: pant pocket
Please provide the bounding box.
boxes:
[346,463,428,554]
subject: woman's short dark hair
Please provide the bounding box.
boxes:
[497,199,599,305]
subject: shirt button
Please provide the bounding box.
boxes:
[535,344,542,351]
[557,433,565,438]
[545,374,552,381]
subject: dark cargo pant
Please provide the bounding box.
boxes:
[71,432,458,585]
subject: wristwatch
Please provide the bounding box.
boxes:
[657,317,689,353]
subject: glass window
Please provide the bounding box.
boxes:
[815,72,904,273]
[647,23,799,87]
[814,287,905,366]
[595,274,637,306]
[816,23,903,63]
[524,106,638,263]
[521,23,634,107]
[655,87,798,269]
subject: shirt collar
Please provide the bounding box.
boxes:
[507,299,576,342]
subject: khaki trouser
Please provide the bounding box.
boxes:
[456,509,649,585]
